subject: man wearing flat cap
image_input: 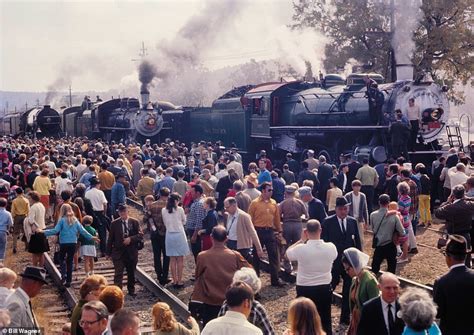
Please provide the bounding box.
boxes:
[434,234,474,335]
[6,266,47,328]
[321,196,361,325]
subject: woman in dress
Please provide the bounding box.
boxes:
[397,182,411,263]
[43,204,98,287]
[284,297,325,335]
[343,247,379,335]
[161,193,189,288]
[25,191,49,267]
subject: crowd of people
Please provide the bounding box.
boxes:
[0,135,471,335]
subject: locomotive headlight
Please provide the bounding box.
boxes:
[431,107,443,120]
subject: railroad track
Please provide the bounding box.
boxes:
[43,215,190,334]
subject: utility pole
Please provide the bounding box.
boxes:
[25,102,28,112]
[69,85,73,107]
[131,41,148,62]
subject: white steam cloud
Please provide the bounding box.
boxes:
[392,0,422,65]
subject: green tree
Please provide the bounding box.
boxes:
[292,0,473,102]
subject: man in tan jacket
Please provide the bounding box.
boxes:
[191,225,250,326]
[136,169,155,204]
[223,197,263,262]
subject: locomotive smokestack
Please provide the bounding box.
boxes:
[396,64,414,81]
[140,86,150,109]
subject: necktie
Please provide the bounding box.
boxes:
[228,216,236,233]
[122,220,128,237]
[387,304,395,335]
[29,300,38,328]
[340,218,346,235]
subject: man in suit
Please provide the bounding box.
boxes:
[370,194,405,274]
[357,272,404,335]
[317,156,333,203]
[106,204,143,296]
[433,234,474,335]
[385,164,400,202]
[297,161,319,189]
[337,163,349,194]
[389,111,410,158]
[435,184,474,267]
[6,266,48,329]
[223,197,263,263]
[345,180,369,250]
[299,186,327,224]
[322,197,361,325]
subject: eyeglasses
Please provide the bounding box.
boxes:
[79,319,102,327]
[266,189,273,192]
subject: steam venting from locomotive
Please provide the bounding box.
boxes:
[392,0,422,80]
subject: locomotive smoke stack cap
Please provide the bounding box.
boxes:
[396,64,414,81]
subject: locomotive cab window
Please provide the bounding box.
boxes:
[251,97,269,116]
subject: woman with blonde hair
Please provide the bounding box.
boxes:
[151,302,199,335]
[43,204,98,287]
[285,297,325,335]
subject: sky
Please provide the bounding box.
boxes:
[0,0,297,92]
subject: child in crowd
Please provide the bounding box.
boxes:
[388,201,409,263]
[80,215,97,276]
[0,267,17,307]
[61,322,72,335]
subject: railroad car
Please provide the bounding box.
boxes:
[0,105,62,138]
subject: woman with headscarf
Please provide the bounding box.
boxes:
[342,247,379,335]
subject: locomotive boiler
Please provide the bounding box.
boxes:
[184,69,449,163]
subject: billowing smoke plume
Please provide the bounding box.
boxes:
[138,61,157,93]
[130,0,327,105]
[392,0,422,65]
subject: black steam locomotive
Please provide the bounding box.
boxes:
[0,71,450,163]
[0,105,62,138]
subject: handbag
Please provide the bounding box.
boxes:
[372,216,385,249]
[136,239,144,250]
[437,233,449,249]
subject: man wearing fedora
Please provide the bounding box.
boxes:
[5,266,47,329]
[434,235,474,335]
[321,196,361,325]
[107,204,143,297]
